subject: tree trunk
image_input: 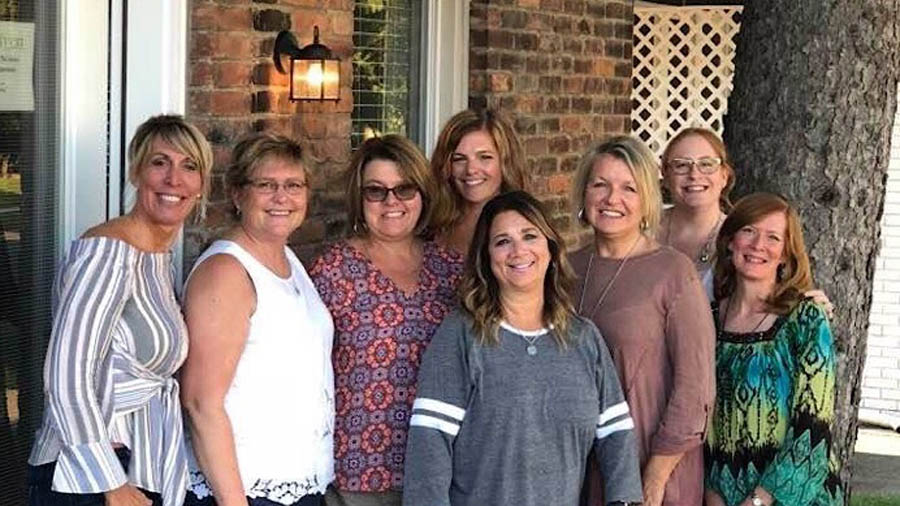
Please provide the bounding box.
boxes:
[723,1,900,500]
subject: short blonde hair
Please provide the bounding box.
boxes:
[128,114,213,219]
[345,135,435,237]
[571,135,662,236]
[225,132,310,219]
[429,108,529,234]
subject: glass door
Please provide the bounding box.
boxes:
[0,0,112,502]
[0,0,62,500]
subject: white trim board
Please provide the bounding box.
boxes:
[420,0,469,157]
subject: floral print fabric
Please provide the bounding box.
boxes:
[310,240,463,493]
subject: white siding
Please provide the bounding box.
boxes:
[862,86,900,416]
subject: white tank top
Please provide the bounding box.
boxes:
[186,240,334,503]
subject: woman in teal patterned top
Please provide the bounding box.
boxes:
[705,193,842,506]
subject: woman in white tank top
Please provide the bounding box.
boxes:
[180,133,334,506]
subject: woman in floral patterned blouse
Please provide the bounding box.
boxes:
[310,135,464,506]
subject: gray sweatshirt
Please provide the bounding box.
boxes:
[402,310,643,506]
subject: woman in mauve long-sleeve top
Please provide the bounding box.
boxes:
[27,115,213,506]
[570,136,716,506]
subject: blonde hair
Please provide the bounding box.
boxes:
[661,127,736,211]
[128,114,213,220]
[571,135,662,236]
[459,191,576,347]
[429,108,529,234]
[344,135,435,237]
[713,192,813,314]
[225,132,310,219]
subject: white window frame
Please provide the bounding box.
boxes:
[420,0,469,156]
[58,0,112,255]
[59,0,187,275]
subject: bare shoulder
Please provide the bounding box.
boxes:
[82,217,132,242]
[184,253,254,307]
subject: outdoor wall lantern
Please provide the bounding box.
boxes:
[274,27,341,102]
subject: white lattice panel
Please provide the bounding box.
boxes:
[631,4,743,157]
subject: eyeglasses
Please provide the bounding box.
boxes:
[244,178,308,195]
[665,157,722,175]
[361,183,420,202]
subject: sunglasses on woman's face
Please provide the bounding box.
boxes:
[361,183,420,202]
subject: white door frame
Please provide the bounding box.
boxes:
[420,0,469,156]
[59,0,188,275]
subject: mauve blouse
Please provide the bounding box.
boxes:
[571,244,715,506]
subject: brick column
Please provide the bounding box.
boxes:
[185,0,354,265]
[469,0,634,245]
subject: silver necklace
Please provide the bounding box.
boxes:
[578,235,643,319]
[665,213,724,264]
[521,333,541,356]
[502,322,545,356]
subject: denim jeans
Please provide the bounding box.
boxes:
[26,448,163,506]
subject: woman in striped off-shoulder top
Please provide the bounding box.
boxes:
[26,115,213,506]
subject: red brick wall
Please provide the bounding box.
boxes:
[468,0,634,245]
[185,0,354,265]
[184,0,634,265]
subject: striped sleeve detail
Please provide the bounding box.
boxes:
[410,397,466,436]
[596,401,635,440]
[43,238,135,492]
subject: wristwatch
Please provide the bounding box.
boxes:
[750,492,765,506]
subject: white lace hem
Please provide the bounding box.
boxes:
[188,471,330,505]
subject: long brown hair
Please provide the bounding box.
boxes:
[459,191,576,346]
[661,127,736,211]
[713,192,813,313]
[429,108,529,234]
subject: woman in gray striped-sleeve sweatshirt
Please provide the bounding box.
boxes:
[26,115,213,506]
[403,191,643,506]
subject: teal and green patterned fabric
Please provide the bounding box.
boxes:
[705,300,843,506]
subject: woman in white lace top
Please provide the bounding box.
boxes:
[180,133,334,506]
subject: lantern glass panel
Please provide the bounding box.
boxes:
[322,59,340,100]
[290,58,340,101]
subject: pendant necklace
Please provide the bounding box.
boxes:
[521,334,540,356]
[720,297,770,337]
[578,234,643,319]
[665,213,724,265]
[502,322,547,356]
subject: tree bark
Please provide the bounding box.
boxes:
[723,1,900,500]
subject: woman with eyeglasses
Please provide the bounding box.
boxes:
[658,129,833,313]
[310,135,464,506]
[181,132,335,506]
[429,108,529,255]
[657,128,734,299]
